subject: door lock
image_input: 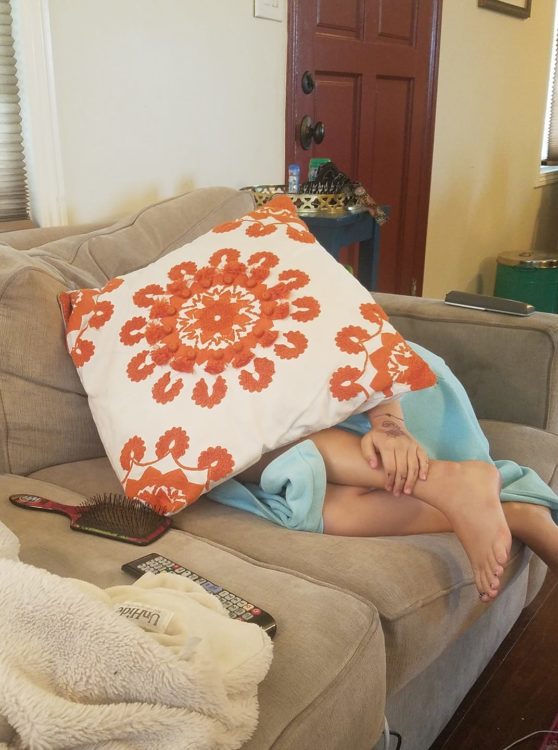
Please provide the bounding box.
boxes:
[301,71,315,94]
[299,115,325,150]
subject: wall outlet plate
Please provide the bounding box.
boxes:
[254,0,283,22]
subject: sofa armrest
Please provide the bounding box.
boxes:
[375,292,558,433]
[479,420,558,492]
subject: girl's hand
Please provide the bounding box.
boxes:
[361,415,429,496]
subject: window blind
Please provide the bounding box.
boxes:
[0,0,28,221]
[544,12,558,165]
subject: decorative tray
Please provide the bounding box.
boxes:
[242,185,360,216]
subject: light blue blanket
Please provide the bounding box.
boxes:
[208,343,558,531]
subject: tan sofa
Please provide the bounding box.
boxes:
[1,187,558,750]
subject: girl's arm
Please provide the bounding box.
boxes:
[361,400,429,497]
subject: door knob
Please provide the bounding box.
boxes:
[299,115,326,150]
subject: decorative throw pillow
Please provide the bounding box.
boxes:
[60,196,436,514]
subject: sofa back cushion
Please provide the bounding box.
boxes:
[0,188,254,475]
[375,292,558,432]
[0,251,105,474]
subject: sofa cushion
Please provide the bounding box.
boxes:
[0,473,386,750]
[58,196,435,513]
[29,455,527,697]
[0,188,253,476]
[376,292,558,433]
[152,498,529,697]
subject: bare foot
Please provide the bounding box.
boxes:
[424,461,511,602]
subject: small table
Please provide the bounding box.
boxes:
[302,209,381,291]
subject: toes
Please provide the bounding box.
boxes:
[495,536,512,567]
[488,563,501,589]
[481,567,493,594]
[476,566,500,602]
[479,585,498,601]
[487,547,506,579]
[475,569,491,601]
[488,569,501,593]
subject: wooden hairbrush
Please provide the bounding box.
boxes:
[9,493,172,546]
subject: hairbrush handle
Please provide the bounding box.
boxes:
[9,494,81,523]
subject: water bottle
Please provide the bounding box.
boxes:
[287,164,300,193]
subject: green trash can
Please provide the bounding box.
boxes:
[494,251,558,313]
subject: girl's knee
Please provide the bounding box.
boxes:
[437,459,499,484]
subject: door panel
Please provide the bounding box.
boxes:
[316,0,364,37]
[286,0,442,294]
[313,73,361,180]
[371,76,414,289]
[377,0,417,43]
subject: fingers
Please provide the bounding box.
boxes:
[381,448,397,492]
[361,433,378,468]
[401,447,429,495]
[361,431,430,497]
[391,445,409,496]
[402,461,419,496]
[393,448,431,496]
[361,431,408,493]
[417,447,429,481]
[388,445,419,497]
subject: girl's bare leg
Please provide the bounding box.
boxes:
[240,427,511,600]
[316,428,510,599]
[322,479,506,601]
[501,502,558,575]
[322,484,452,536]
[322,488,558,595]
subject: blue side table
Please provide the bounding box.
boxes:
[302,209,382,291]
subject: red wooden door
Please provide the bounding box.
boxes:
[286,0,442,295]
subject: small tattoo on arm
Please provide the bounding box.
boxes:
[379,419,405,437]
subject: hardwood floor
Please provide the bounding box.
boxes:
[429,569,558,750]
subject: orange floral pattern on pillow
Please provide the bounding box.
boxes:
[120,427,233,513]
[330,302,436,400]
[60,278,123,366]
[212,195,316,244]
[117,247,320,407]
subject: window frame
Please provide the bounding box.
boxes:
[11,0,67,226]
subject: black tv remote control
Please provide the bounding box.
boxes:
[121,552,277,638]
[444,290,535,316]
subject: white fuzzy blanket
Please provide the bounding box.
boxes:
[0,523,273,750]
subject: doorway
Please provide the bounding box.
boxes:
[286,0,442,294]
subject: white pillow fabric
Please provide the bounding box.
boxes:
[60,196,435,513]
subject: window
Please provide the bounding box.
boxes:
[0,0,29,222]
[542,3,558,167]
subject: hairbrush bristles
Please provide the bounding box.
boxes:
[77,493,172,544]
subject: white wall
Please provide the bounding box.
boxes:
[423,0,558,298]
[43,0,288,223]
[16,0,558,298]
